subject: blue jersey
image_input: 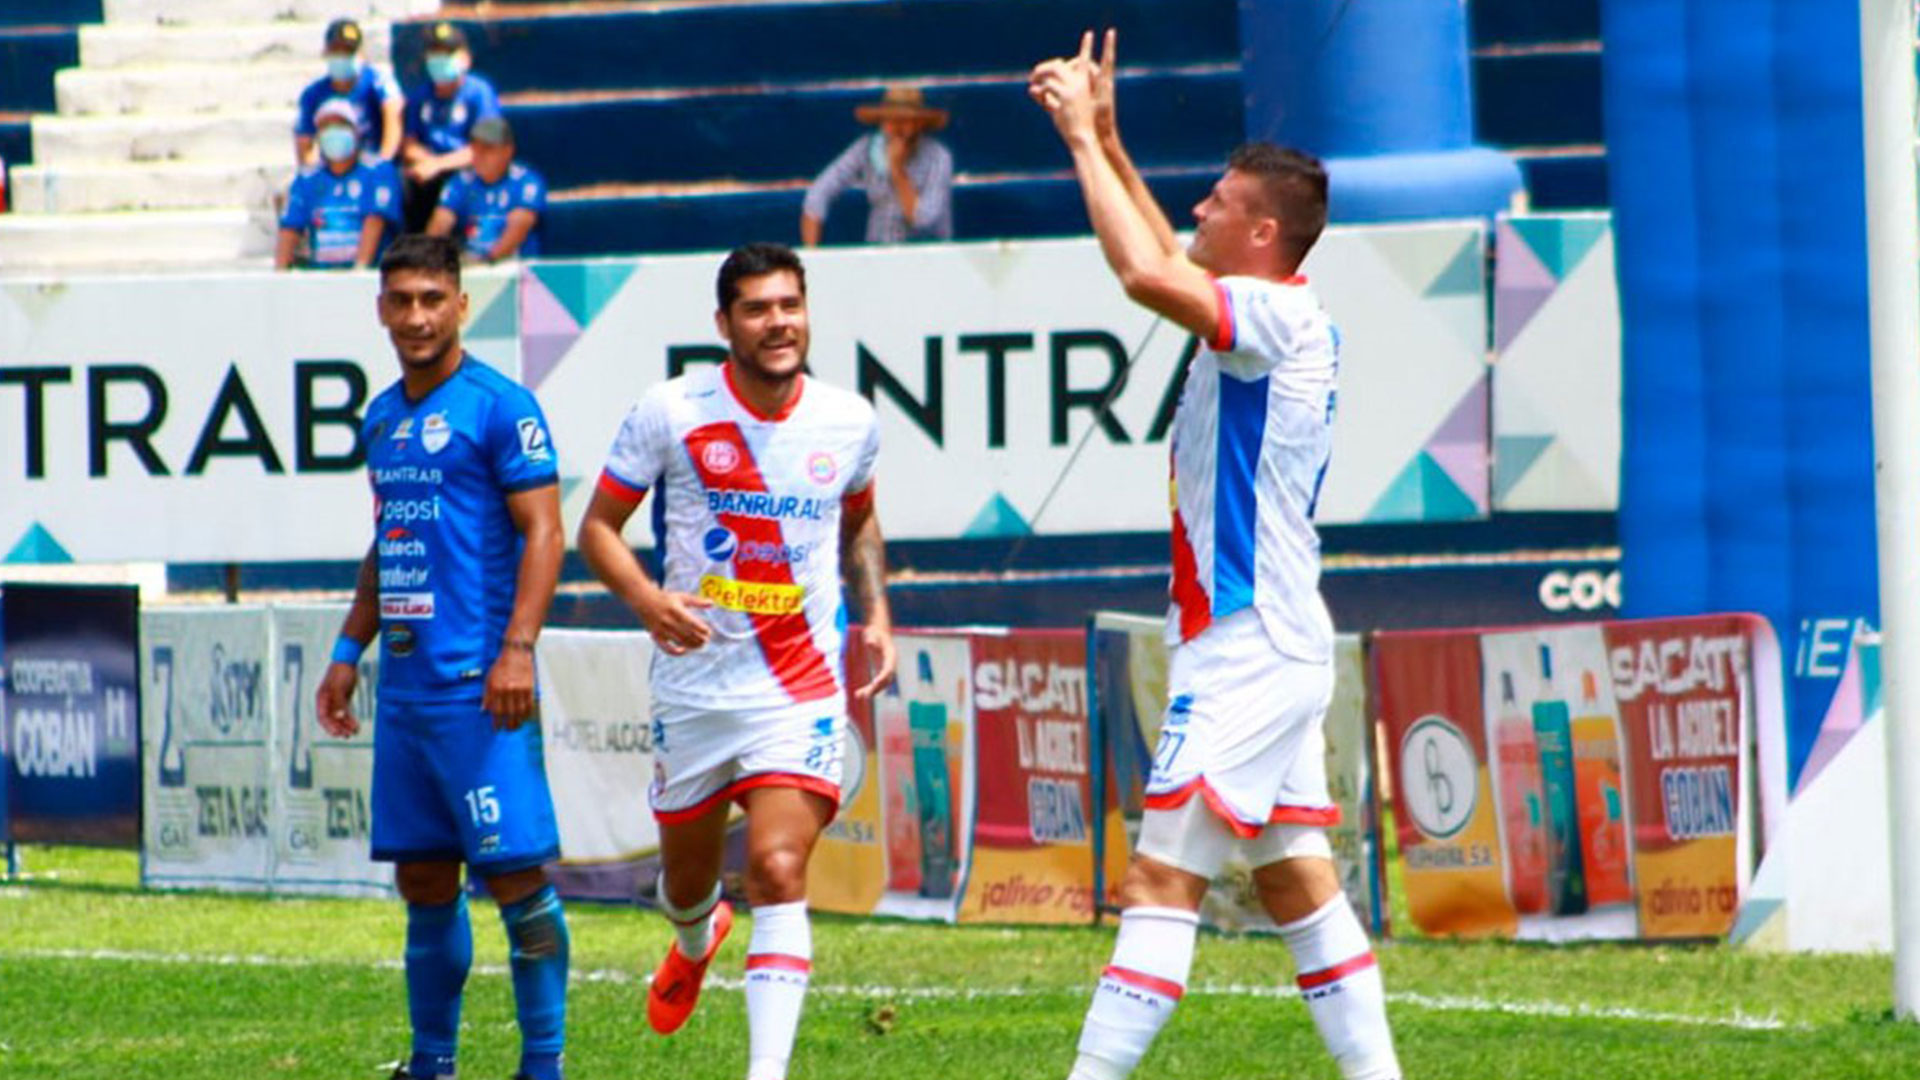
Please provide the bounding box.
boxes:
[279,157,402,268]
[294,65,401,150]
[403,73,502,155]
[361,357,558,702]
[439,162,546,259]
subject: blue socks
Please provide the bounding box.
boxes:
[499,884,570,1080]
[405,896,473,1079]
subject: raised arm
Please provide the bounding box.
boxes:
[1031,35,1221,341]
[1091,29,1181,258]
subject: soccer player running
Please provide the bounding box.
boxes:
[317,234,571,1080]
[1031,32,1403,1080]
[577,242,896,1080]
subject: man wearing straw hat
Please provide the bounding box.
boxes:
[800,85,954,245]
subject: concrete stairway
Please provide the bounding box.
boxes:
[0,0,437,273]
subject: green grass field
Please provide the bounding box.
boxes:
[2,845,1914,1080]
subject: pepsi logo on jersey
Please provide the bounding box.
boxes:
[703,526,813,566]
[703,526,738,562]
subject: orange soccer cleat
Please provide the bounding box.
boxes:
[647,899,734,1034]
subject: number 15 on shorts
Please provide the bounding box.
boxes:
[464,785,501,826]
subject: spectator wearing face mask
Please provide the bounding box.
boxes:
[426,117,546,264]
[276,99,405,270]
[293,18,404,166]
[400,20,503,233]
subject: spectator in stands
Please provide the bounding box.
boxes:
[274,99,403,271]
[400,20,503,233]
[427,117,546,264]
[293,18,403,166]
[800,85,954,245]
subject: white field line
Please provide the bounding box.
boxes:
[7,947,1798,1032]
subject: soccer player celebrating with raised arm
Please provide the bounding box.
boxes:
[317,234,571,1080]
[1030,32,1403,1080]
[577,242,896,1080]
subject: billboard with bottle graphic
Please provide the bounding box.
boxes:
[1379,616,1765,941]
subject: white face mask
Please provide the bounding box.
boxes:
[326,55,357,82]
[426,52,468,85]
[318,125,359,163]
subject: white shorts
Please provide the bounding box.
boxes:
[648,699,846,824]
[1137,793,1332,878]
[1143,609,1338,837]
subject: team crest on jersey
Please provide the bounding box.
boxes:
[421,412,451,454]
[701,439,741,475]
[348,179,362,199]
[806,451,837,485]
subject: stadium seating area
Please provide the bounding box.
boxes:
[0,0,1606,269]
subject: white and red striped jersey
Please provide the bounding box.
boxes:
[596,364,880,710]
[1167,275,1339,662]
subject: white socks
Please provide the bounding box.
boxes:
[1069,907,1200,1080]
[744,900,812,1080]
[1278,897,1401,1080]
[658,878,722,960]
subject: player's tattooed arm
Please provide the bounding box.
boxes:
[841,499,891,628]
[841,494,898,698]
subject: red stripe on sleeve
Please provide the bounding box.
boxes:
[1209,279,1235,352]
[596,470,647,504]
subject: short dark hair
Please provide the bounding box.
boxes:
[1228,142,1329,264]
[379,234,462,286]
[716,242,806,312]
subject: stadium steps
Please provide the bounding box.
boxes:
[77,20,395,70]
[0,0,434,272]
[103,0,435,26]
[1468,0,1606,207]
[11,156,291,214]
[393,0,1241,256]
[0,207,272,270]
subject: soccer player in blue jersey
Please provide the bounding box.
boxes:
[427,118,546,263]
[401,21,504,233]
[317,234,570,1080]
[293,18,403,166]
[276,99,404,271]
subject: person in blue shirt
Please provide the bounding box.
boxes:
[427,117,546,263]
[275,99,404,270]
[293,18,403,166]
[401,21,503,233]
[316,234,570,1080]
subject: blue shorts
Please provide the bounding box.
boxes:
[370,697,560,874]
